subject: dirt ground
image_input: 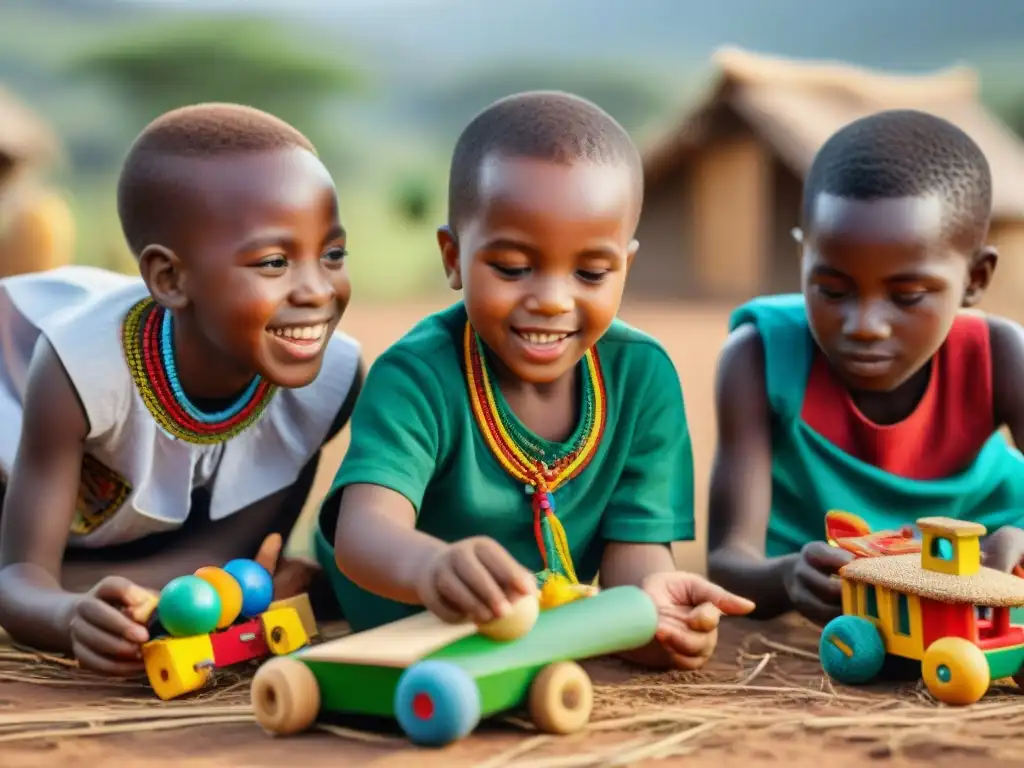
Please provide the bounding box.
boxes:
[5,298,1024,767]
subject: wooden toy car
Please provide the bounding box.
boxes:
[141,559,318,701]
[820,515,1024,705]
[250,584,658,746]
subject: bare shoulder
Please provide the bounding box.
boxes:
[21,334,89,448]
[714,323,768,413]
[986,314,1024,426]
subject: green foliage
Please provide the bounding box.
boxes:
[66,15,365,133]
[392,173,435,224]
[413,61,679,144]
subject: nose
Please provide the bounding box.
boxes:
[843,299,892,341]
[525,276,574,317]
[289,259,335,307]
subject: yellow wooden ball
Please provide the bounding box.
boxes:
[194,566,244,629]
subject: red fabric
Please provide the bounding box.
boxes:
[800,313,994,480]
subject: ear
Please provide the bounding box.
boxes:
[962,245,997,308]
[138,245,189,310]
[624,238,639,274]
[437,225,463,291]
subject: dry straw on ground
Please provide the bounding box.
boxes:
[3,616,1024,766]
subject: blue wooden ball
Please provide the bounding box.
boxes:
[222,558,274,617]
[820,614,886,685]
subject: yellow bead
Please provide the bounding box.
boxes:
[194,566,244,629]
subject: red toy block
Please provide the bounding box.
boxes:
[211,618,269,668]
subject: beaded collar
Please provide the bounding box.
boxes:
[463,321,607,585]
[121,298,277,445]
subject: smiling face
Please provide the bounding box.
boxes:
[439,154,639,386]
[800,192,994,392]
[143,145,351,392]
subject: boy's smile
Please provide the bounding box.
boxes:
[801,192,992,395]
[143,146,350,397]
[440,155,638,387]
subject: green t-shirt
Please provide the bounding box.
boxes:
[729,293,1024,559]
[316,301,694,631]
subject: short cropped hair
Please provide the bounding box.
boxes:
[117,103,316,257]
[802,109,992,245]
[447,91,642,231]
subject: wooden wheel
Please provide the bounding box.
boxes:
[528,661,594,734]
[922,637,990,705]
[251,657,321,736]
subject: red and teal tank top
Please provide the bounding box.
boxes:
[729,293,1024,558]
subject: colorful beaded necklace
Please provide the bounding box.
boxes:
[121,298,277,445]
[464,321,607,585]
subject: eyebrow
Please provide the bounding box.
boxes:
[236,224,347,254]
[811,264,940,283]
[481,237,619,259]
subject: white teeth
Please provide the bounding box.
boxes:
[519,332,569,345]
[269,323,327,341]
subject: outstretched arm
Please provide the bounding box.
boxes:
[0,337,92,651]
[706,325,798,619]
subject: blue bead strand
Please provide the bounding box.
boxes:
[159,308,261,424]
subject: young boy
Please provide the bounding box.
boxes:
[707,109,1024,625]
[0,104,363,675]
[316,91,754,670]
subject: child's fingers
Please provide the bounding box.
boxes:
[71,640,146,677]
[452,548,513,619]
[254,533,284,574]
[78,598,149,644]
[434,565,495,624]
[657,623,718,660]
[71,617,143,661]
[685,602,722,632]
[685,579,756,616]
[475,539,537,598]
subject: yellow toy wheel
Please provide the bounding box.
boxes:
[251,657,321,736]
[921,637,990,705]
[528,661,594,734]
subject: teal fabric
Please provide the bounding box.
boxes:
[729,293,1024,558]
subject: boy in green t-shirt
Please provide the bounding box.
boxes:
[317,91,754,669]
[708,109,1024,625]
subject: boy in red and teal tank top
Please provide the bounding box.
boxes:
[316,91,754,670]
[708,109,1024,624]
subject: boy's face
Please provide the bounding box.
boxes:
[799,192,994,393]
[145,146,350,389]
[439,155,639,385]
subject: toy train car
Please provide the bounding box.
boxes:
[142,558,318,700]
[250,581,658,747]
[820,515,1024,705]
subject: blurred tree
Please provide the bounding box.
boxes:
[392,173,434,224]
[410,63,675,142]
[66,15,365,147]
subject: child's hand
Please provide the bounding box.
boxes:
[417,537,537,625]
[641,571,756,670]
[68,576,154,676]
[255,533,317,600]
[982,526,1024,573]
[783,541,854,623]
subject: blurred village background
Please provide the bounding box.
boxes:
[3,0,1024,571]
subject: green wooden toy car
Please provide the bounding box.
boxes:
[250,585,657,746]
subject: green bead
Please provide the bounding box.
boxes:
[158,575,223,638]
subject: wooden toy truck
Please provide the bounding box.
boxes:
[250,585,658,746]
[141,559,319,701]
[820,514,1024,705]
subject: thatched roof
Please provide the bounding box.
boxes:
[841,553,1024,608]
[0,85,59,166]
[642,47,1024,220]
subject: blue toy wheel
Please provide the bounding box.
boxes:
[819,615,886,685]
[394,660,481,747]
